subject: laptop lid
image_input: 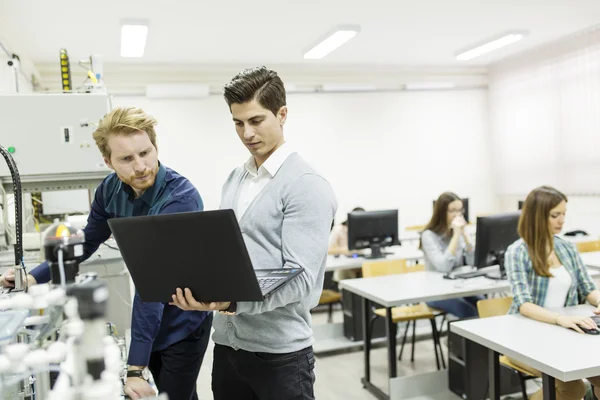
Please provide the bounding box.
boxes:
[107,209,265,303]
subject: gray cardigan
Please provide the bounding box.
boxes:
[212,152,338,353]
[421,229,474,273]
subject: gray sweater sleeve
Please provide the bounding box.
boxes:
[421,230,456,273]
[235,173,337,315]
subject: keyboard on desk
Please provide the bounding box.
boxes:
[452,269,490,279]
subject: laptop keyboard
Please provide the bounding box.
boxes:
[258,277,283,292]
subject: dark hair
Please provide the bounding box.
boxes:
[223,66,286,116]
[518,186,568,277]
[342,207,366,226]
[419,192,462,249]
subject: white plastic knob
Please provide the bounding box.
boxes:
[5,343,29,361]
[10,292,34,309]
[28,283,50,296]
[47,341,68,363]
[24,349,49,369]
[0,355,10,373]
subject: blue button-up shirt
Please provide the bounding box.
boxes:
[30,163,209,366]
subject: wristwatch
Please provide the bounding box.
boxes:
[127,368,150,381]
[219,302,237,315]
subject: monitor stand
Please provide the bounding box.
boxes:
[485,251,507,280]
[365,244,385,259]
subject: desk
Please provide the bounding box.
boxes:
[451,304,600,400]
[325,247,424,272]
[582,251,600,270]
[339,267,510,400]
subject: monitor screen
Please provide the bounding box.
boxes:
[347,209,399,259]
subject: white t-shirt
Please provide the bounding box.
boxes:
[544,265,573,308]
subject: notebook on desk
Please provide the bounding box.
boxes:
[107,209,304,303]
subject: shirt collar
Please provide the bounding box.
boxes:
[244,142,294,178]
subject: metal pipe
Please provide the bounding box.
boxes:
[33,371,50,400]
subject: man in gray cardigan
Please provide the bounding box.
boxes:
[170,66,337,400]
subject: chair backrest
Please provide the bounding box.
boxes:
[477,297,513,318]
[576,240,600,253]
[405,224,427,232]
[404,264,425,273]
[362,259,407,278]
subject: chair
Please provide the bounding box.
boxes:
[318,289,342,323]
[576,240,600,253]
[477,297,538,400]
[362,259,446,370]
[405,224,427,232]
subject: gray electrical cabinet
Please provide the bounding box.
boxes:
[0,93,112,178]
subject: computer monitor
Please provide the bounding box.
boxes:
[518,201,524,210]
[474,211,521,277]
[347,209,399,259]
[433,198,469,223]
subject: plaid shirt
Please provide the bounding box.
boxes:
[506,236,596,314]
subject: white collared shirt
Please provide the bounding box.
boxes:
[236,142,294,220]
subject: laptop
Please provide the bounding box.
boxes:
[107,209,304,303]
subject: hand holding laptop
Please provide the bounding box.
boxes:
[170,287,231,312]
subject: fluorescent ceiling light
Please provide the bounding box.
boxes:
[304,25,360,60]
[146,83,210,99]
[456,32,527,61]
[404,82,456,90]
[321,83,377,92]
[121,23,148,58]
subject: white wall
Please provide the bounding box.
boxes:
[113,88,495,229]
[489,26,600,234]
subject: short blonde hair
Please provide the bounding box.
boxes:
[92,107,158,159]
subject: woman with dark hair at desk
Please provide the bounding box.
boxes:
[329,207,364,281]
[420,192,481,318]
[505,186,600,400]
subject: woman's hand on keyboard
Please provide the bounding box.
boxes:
[556,315,597,333]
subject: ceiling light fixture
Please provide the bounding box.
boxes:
[121,21,149,58]
[304,25,360,60]
[456,31,528,61]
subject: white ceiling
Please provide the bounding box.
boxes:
[1,0,600,68]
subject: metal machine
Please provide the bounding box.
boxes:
[0,91,150,399]
[0,92,134,337]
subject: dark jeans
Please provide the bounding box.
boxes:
[427,296,484,319]
[212,344,316,400]
[148,313,212,400]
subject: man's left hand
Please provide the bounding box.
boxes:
[169,288,230,311]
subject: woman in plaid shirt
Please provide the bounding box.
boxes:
[505,186,600,400]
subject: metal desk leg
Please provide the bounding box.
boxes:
[489,349,500,400]
[360,297,389,400]
[362,297,372,384]
[386,306,398,379]
[542,374,556,400]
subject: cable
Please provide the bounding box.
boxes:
[102,242,119,251]
[104,265,132,308]
[58,248,66,288]
[0,145,23,266]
